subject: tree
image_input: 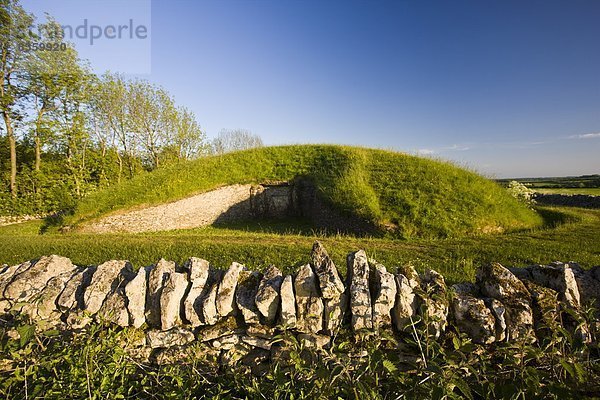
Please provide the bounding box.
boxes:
[211,128,263,155]
[50,51,94,197]
[170,106,208,161]
[91,73,137,181]
[25,16,67,172]
[128,80,176,169]
[0,0,34,197]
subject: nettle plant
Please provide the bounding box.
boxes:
[507,181,536,206]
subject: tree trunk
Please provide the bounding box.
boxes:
[2,112,17,198]
[35,134,41,172]
[116,152,123,184]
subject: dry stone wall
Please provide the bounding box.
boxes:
[534,193,600,208]
[1,242,599,366]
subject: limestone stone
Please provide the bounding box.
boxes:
[570,263,600,307]
[22,269,78,323]
[97,288,130,327]
[235,270,262,325]
[242,335,273,350]
[347,250,372,331]
[211,334,240,350]
[202,275,221,326]
[279,275,297,328]
[1,265,29,312]
[392,274,418,331]
[297,333,331,349]
[0,261,30,310]
[145,259,176,327]
[522,280,560,340]
[371,263,397,329]
[399,264,421,288]
[528,263,581,308]
[85,260,134,315]
[4,255,75,303]
[216,262,245,317]
[507,266,532,282]
[125,267,149,328]
[294,264,324,333]
[246,325,275,339]
[146,327,195,349]
[57,266,94,312]
[451,283,479,296]
[527,265,591,343]
[452,293,496,344]
[484,298,507,342]
[198,317,241,342]
[255,265,283,325]
[182,258,210,327]
[160,271,189,330]
[311,241,345,333]
[421,269,449,339]
[476,263,534,342]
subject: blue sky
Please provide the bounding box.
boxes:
[22,0,600,178]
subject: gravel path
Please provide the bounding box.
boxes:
[82,184,255,233]
[0,215,43,227]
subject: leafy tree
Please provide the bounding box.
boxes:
[49,51,94,197]
[0,0,34,197]
[211,128,263,155]
[25,16,69,172]
[128,80,178,169]
[171,106,208,161]
[91,73,139,181]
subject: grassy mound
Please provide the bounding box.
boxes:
[67,145,543,238]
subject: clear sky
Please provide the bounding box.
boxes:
[21,0,600,178]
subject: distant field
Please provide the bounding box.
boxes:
[2,206,598,285]
[498,174,600,194]
[534,188,600,196]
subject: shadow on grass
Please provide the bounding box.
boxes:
[212,217,383,239]
[536,206,580,229]
[212,217,334,237]
[39,210,74,234]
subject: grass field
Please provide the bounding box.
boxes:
[534,188,600,196]
[3,206,598,284]
[65,145,543,239]
[498,175,600,196]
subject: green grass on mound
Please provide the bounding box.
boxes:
[67,145,543,238]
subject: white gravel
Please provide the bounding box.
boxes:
[82,184,255,233]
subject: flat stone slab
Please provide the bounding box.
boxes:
[255,265,283,325]
[279,275,297,329]
[294,264,323,334]
[4,255,75,304]
[216,262,245,318]
[146,259,176,327]
[311,241,345,333]
[84,260,133,315]
[347,250,372,331]
[371,262,397,329]
[183,258,210,327]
